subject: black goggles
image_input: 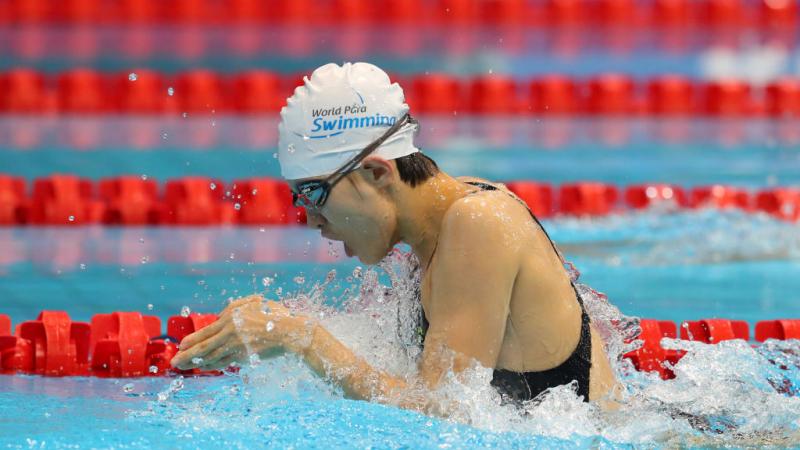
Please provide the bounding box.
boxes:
[291,113,417,211]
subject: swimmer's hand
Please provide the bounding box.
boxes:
[170,295,314,371]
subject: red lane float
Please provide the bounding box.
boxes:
[689,185,750,210]
[0,311,798,378]
[29,175,104,225]
[3,70,799,118]
[624,184,688,209]
[559,182,618,216]
[0,310,223,377]
[624,319,683,380]
[756,320,800,341]
[3,176,800,225]
[680,319,750,343]
[0,315,9,336]
[0,311,91,376]
[3,0,797,28]
[506,182,555,218]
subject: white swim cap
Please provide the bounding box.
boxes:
[278,62,420,180]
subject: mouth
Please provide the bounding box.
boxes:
[344,243,353,257]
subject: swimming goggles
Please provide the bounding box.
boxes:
[291,113,417,211]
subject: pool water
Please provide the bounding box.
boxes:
[2,207,800,448]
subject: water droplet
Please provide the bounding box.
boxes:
[325,269,336,283]
[272,153,278,159]
[182,112,188,118]
[293,276,305,284]
[181,306,191,317]
[259,227,265,233]
[141,174,148,180]
[209,182,217,190]
[266,321,274,332]
[191,357,203,365]
[261,276,273,287]
[352,267,363,279]
[147,303,154,311]
[287,143,296,153]
[128,73,138,81]
[68,215,75,222]
[79,263,86,270]
[140,256,148,264]
[123,383,135,393]
[161,132,168,140]
[248,354,261,367]
[234,203,241,210]
[149,365,158,374]
[167,87,174,96]
[139,237,145,243]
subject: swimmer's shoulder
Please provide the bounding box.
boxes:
[440,178,533,249]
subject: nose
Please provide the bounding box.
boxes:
[305,209,327,230]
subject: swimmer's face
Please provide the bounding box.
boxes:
[289,156,399,265]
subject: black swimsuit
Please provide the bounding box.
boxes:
[418,181,593,404]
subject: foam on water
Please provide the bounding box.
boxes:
[129,238,800,448]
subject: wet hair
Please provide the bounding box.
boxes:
[394,152,439,187]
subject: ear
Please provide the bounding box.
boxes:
[360,156,395,188]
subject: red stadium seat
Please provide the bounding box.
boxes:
[408,74,462,114]
[755,188,800,221]
[765,78,800,118]
[57,69,108,113]
[703,80,752,116]
[624,184,688,209]
[689,185,750,210]
[0,175,28,225]
[0,69,50,113]
[29,175,103,225]
[232,178,306,225]
[91,312,161,377]
[755,320,800,341]
[505,182,555,218]
[680,319,749,343]
[559,182,619,216]
[468,75,518,114]
[99,176,161,225]
[115,69,166,113]
[231,71,284,113]
[647,76,695,115]
[162,177,229,225]
[528,75,579,115]
[587,74,636,115]
[174,70,227,113]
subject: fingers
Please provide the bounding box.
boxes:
[171,331,229,370]
[221,295,263,316]
[200,343,238,369]
[212,353,241,371]
[178,318,226,350]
